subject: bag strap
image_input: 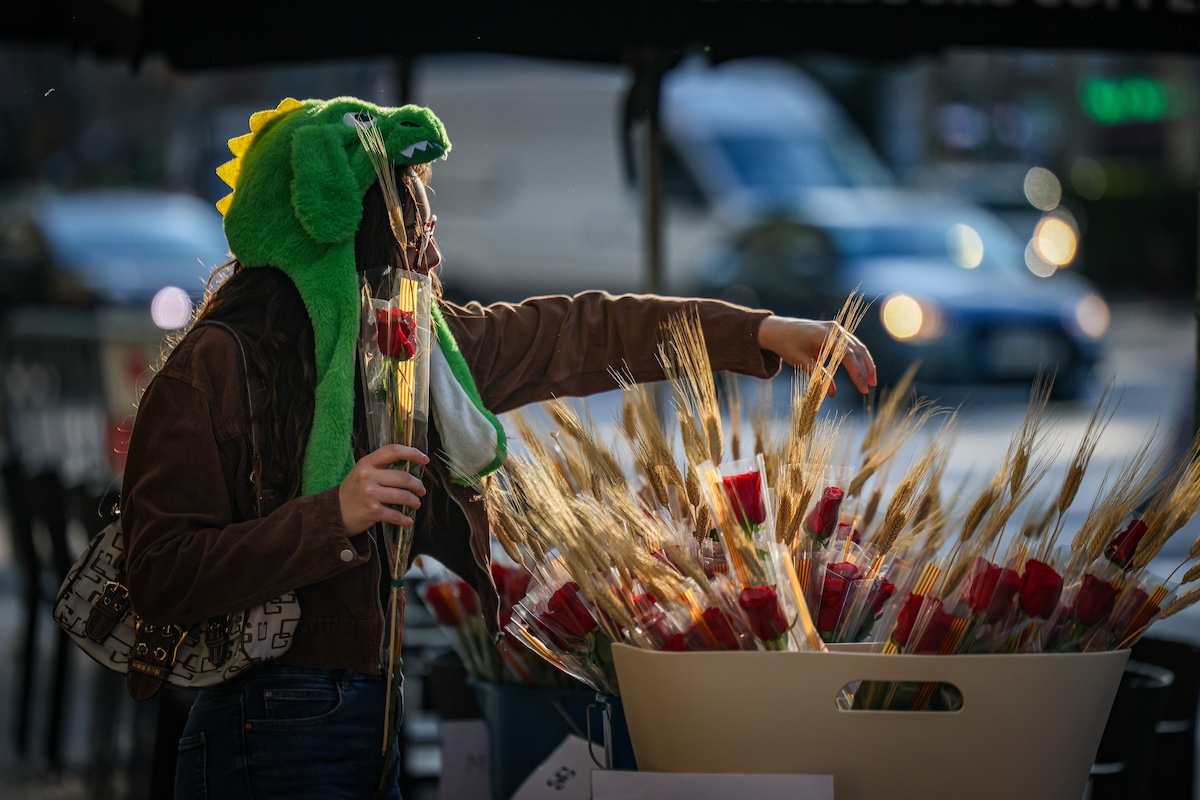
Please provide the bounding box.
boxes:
[194,319,265,519]
[124,319,266,702]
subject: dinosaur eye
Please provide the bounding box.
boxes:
[399,121,420,128]
[343,111,375,129]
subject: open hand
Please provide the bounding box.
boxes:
[757,315,877,397]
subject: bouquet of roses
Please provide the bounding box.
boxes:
[508,574,622,695]
[421,576,507,682]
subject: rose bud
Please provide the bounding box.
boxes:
[804,486,845,542]
[867,579,896,617]
[985,567,1021,625]
[891,592,925,647]
[738,585,790,642]
[722,471,767,527]
[422,583,461,626]
[638,611,676,649]
[662,633,691,651]
[1018,559,1064,620]
[965,557,1001,616]
[1074,574,1119,627]
[375,308,417,359]
[817,575,850,635]
[699,606,743,650]
[1105,519,1149,569]
[540,582,597,640]
[913,603,958,654]
[454,580,480,616]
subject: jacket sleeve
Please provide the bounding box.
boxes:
[120,328,366,624]
[442,291,783,414]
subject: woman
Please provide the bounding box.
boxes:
[121,97,876,799]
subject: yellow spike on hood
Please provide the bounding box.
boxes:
[215,98,304,214]
[227,132,255,158]
[216,158,240,190]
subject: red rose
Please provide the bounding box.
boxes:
[662,633,691,651]
[965,557,1001,615]
[985,567,1020,624]
[1105,519,1149,568]
[722,471,767,527]
[1108,586,1153,634]
[375,307,417,360]
[637,611,676,649]
[891,592,925,647]
[540,582,597,640]
[804,486,845,541]
[867,578,896,617]
[913,603,958,654]
[698,606,743,650]
[817,576,850,635]
[817,562,860,636]
[738,585,789,642]
[505,570,532,606]
[1018,559,1064,620]
[1074,574,1119,627]
[422,583,460,626]
[454,581,480,616]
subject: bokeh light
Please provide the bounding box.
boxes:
[881,294,944,341]
[1024,167,1062,211]
[151,286,194,330]
[1032,214,1078,267]
[882,294,923,340]
[947,223,984,269]
[1024,241,1057,278]
[1074,294,1111,339]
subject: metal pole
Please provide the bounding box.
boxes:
[629,46,666,296]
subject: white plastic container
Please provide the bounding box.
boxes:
[612,644,1129,800]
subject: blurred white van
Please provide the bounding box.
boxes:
[414,54,894,302]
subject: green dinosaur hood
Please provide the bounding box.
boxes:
[216,96,451,496]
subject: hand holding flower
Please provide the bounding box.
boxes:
[338,444,429,534]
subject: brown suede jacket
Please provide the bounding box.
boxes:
[121,274,781,674]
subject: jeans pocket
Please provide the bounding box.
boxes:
[253,674,344,726]
[175,733,206,800]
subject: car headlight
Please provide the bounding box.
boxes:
[881,293,945,341]
[1072,293,1110,339]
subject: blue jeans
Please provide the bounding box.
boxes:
[175,665,403,800]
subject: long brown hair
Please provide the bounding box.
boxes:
[183,164,435,501]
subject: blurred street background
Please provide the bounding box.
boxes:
[0,4,1197,799]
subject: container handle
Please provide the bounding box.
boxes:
[585,698,614,770]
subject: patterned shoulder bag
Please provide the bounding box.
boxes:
[53,320,301,700]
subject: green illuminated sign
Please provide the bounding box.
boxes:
[1079,75,1190,125]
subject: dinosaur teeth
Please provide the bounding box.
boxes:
[401,140,430,158]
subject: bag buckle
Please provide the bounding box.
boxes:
[126,619,186,701]
[204,617,232,667]
[85,581,132,643]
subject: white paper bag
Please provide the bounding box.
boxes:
[437,720,491,800]
[511,734,604,800]
[592,770,835,799]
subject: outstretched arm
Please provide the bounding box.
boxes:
[757,315,877,397]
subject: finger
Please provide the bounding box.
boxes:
[842,340,876,394]
[374,468,427,496]
[363,444,429,469]
[374,487,424,512]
